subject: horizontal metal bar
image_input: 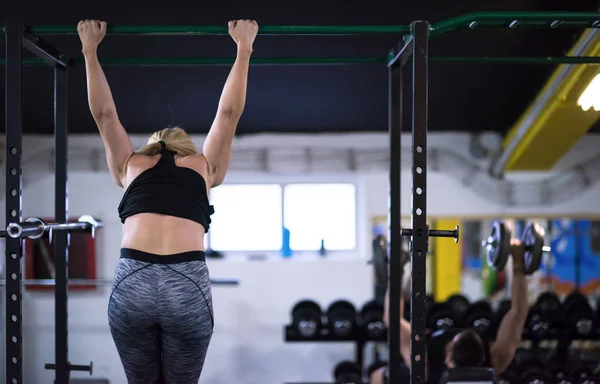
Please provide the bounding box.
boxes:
[431,11,600,37]
[26,24,409,35]
[0,12,591,38]
[0,57,387,66]
[428,56,600,65]
[400,227,459,240]
[401,229,456,237]
[44,362,92,374]
[3,56,600,68]
[3,216,102,239]
[21,33,67,68]
[428,229,459,238]
[0,278,239,286]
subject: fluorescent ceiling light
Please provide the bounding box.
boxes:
[577,73,600,112]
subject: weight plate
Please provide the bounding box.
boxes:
[563,291,589,312]
[427,303,458,330]
[522,222,544,275]
[465,301,493,335]
[333,361,361,384]
[445,294,470,318]
[291,300,322,319]
[327,300,357,318]
[570,366,596,383]
[535,292,561,314]
[485,221,511,270]
[361,300,383,317]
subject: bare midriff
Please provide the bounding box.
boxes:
[120,153,211,255]
[121,213,206,254]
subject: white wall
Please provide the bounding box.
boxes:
[2,132,600,383]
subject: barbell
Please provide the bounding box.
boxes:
[482,221,551,274]
[0,215,103,241]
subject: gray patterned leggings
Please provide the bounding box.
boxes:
[108,248,214,384]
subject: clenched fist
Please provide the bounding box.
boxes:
[77,20,107,54]
[228,19,258,51]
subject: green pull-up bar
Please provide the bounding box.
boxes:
[6,11,597,37]
[2,56,600,66]
[26,25,409,35]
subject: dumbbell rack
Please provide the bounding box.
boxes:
[284,325,386,380]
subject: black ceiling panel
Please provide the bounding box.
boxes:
[1,0,598,134]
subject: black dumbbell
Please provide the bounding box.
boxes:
[360,300,385,339]
[570,365,598,384]
[563,292,595,339]
[427,303,458,331]
[497,364,518,384]
[483,221,550,274]
[517,355,553,384]
[327,300,358,337]
[527,292,562,340]
[553,365,575,384]
[291,300,322,338]
[333,361,362,384]
[445,294,470,323]
[464,301,494,337]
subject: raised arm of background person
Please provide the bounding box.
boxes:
[384,280,412,369]
[203,20,257,187]
[490,239,529,374]
[79,20,133,187]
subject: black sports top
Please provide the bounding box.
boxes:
[118,141,214,231]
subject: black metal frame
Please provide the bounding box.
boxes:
[5,22,25,384]
[53,60,70,384]
[4,17,454,384]
[388,21,458,384]
[4,22,78,384]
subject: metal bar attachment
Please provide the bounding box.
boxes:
[4,216,103,241]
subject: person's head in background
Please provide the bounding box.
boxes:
[445,328,486,368]
[137,127,198,157]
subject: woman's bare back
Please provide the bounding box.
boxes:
[120,153,212,255]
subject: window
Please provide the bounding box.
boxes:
[283,183,356,251]
[209,184,283,251]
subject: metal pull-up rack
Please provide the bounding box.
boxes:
[3,10,600,384]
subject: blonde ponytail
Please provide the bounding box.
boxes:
[137,127,198,157]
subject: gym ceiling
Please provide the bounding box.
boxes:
[1,0,600,170]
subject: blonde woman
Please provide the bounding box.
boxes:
[78,18,258,384]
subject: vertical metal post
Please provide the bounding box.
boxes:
[410,20,429,384]
[388,62,403,383]
[5,22,24,384]
[54,65,69,384]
